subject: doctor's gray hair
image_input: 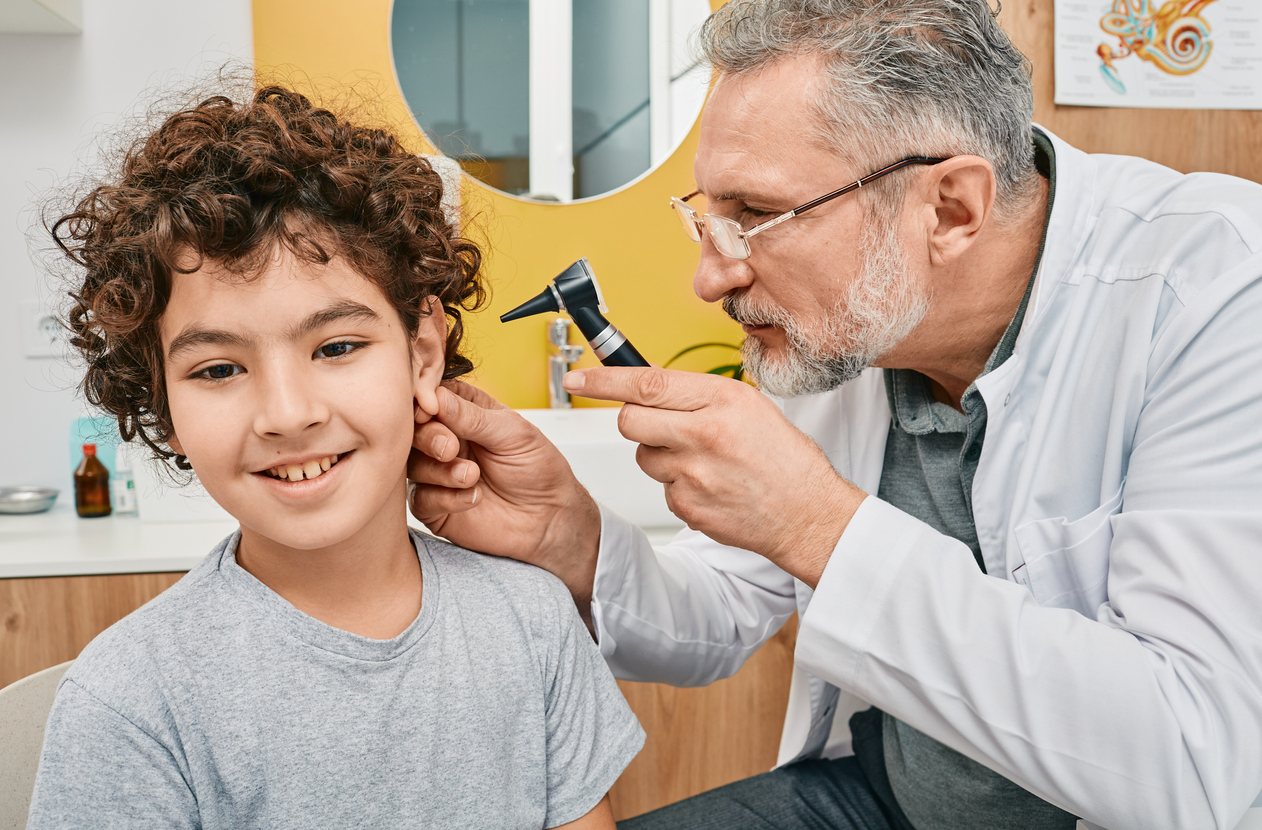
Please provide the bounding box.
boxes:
[697,0,1038,218]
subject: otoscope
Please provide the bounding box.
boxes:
[500,258,650,368]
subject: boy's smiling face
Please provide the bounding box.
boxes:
[160,247,444,556]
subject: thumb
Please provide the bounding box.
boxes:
[444,379,510,412]
[435,385,537,452]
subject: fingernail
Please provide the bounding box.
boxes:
[459,486,479,505]
[446,393,459,417]
[456,461,469,485]
[433,436,448,458]
[563,371,584,391]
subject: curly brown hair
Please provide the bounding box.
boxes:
[50,84,486,469]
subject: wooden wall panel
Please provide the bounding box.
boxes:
[609,616,798,822]
[999,0,1262,184]
[0,573,185,690]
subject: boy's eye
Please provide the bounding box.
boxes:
[316,341,362,359]
[195,363,243,381]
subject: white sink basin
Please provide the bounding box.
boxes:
[518,408,682,530]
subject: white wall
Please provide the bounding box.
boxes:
[0,0,253,496]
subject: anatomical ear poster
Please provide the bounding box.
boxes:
[1054,1,1262,109]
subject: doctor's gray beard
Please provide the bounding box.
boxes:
[722,214,929,398]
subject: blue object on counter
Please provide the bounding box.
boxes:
[69,416,119,478]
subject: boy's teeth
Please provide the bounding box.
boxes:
[271,455,340,481]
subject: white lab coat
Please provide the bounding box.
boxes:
[589,128,1262,830]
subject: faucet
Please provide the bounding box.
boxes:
[548,317,585,409]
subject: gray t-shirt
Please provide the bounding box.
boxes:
[27,530,645,830]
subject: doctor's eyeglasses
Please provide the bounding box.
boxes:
[670,156,949,261]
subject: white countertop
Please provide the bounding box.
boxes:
[0,503,684,580]
[0,504,237,579]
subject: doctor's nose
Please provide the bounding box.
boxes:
[252,365,330,438]
[693,236,754,305]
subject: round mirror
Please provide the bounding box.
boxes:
[391,0,711,203]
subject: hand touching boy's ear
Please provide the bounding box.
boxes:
[412,296,447,423]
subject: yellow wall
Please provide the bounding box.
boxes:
[252,0,739,408]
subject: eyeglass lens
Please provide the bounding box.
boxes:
[671,199,702,243]
[671,198,752,259]
[704,215,750,260]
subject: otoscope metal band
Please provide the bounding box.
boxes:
[588,324,628,361]
[548,283,566,312]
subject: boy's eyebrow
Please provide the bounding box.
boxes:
[166,301,383,362]
[290,301,382,340]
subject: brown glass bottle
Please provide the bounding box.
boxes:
[74,443,112,518]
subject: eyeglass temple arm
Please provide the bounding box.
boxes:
[745,156,949,239]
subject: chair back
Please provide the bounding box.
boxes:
[0,661,73,830]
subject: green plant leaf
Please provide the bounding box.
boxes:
[664,342,742,368]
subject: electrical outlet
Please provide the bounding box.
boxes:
[20,299,68,358]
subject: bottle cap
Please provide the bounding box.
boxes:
[82,443,96,456]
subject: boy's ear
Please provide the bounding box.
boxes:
[412,296,447,421]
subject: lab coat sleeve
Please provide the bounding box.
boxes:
[590,504,799,687]
[795,271,1262,830]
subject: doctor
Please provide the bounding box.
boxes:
[408,1,1262,828]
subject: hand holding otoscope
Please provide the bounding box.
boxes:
[416,255,854,593]
[500,258,650,368]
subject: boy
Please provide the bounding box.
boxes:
[28,85,644,829]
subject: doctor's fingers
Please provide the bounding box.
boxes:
[633,443,730,496]
[634,443,683,485]
[442,380,511,412]
[413,419,463,462]
[566,366,727,411]
[638,450,729,532]
[407,446,482,492]
[408,482,481,528]
[617,402,727,454]
[434,385,543,455]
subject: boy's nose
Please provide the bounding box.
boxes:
[252,365,331,438]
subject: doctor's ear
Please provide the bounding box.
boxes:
[921,155,996,266]
[412,296,447,422]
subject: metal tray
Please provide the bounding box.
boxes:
[0,487,60,514]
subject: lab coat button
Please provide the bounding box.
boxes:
[1004,393,1011,406]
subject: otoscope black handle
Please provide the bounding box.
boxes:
[599,340,650,368]
[570,307,650,368]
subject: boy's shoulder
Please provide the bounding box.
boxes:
[416,530,576,608]
[80,533,237,644]
[59,533,239,727]
[412,531,583,656]
[417,531,569,595]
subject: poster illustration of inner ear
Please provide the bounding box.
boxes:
[1054,0,1262,108]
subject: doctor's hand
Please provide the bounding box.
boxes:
[407,382,602,612]
[564,367,867,588]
